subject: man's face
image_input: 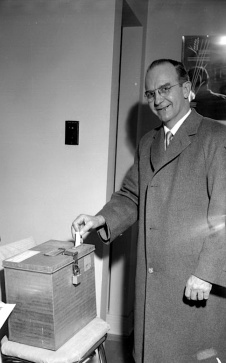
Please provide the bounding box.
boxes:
[145,63,190,129]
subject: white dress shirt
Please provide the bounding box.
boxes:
[164,109,191,149]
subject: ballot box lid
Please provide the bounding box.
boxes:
[2,240,95,274]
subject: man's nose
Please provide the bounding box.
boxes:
[154,90,163,105]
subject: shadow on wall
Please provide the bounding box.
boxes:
[125,101,161,156]
[125,102,139,155]
[138,102,161,142]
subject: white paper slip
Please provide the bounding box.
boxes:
[6,250,40,263]
[75,232,83,247]
[0,301,15,329]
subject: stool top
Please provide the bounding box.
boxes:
[1,317,110,363]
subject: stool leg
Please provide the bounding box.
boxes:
[98,343,107,363]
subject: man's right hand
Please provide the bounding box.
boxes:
[72,214,106,238]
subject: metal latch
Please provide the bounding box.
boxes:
[64,248,78,257]
[72,262,81,286]
[64,249,81,286]
[44,246,81,285]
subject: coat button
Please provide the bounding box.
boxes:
[148,267,154,274]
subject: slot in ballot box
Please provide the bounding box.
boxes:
[2,240,96,351]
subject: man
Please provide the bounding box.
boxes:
[188,66,226,120]
[72,59,226,362]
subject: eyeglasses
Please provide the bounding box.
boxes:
[144,83,181,102]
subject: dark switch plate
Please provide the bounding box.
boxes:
[65,121,79,145]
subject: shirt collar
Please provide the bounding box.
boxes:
[164,109,191,136]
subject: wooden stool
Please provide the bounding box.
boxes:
[1,317,109,363]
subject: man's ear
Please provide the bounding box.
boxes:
[183,81,191,99]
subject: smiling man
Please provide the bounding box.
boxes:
[145,60,191,128]
[72,59,226,362]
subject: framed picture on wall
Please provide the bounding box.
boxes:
[182,35,226,121]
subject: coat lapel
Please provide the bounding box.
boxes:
[150,126,165,171]
[150,110,203,176]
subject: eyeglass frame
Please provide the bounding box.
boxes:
[144,82,182,102]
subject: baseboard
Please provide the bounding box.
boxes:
[106,310,134,336]
[107,332,134,342]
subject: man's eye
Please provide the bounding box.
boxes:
[147,91,154,98]
[161,86,170,93]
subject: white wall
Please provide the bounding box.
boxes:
[0,0,117,316]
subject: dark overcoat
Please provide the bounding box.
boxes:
[99,110,226,363]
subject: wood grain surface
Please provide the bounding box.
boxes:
[3,241,96,350]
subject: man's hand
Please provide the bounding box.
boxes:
[185,275,212,301]
[72,214,106,238]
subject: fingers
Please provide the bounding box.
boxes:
[79,220,95,235]
[197,290,204,300]
[185,287,205,300]
[72,215,91,236]
[190,288,199,301]
[203,290,211,300]
[185,289,210,301]
[185,275,212,301]
[184,285,192,300]
[71,214,106,237]
[190,290,204,300]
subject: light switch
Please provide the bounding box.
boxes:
[65,121,79,145]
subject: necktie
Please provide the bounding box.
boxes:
[165,131,173,149]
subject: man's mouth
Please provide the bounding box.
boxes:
[157,105,170,111]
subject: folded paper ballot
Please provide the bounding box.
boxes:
[75,231,83,247]
[0,301,15,329]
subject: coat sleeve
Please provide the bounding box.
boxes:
[97,145,140,243]
[194,129,226,285]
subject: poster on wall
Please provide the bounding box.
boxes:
[182,35,226,121]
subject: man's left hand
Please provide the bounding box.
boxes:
[185,275,212,300]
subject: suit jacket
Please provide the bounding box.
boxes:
[99,109,226,363]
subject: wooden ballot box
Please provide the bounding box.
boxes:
[2,240,96,350]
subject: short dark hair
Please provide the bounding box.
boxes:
[146,59,189,83]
